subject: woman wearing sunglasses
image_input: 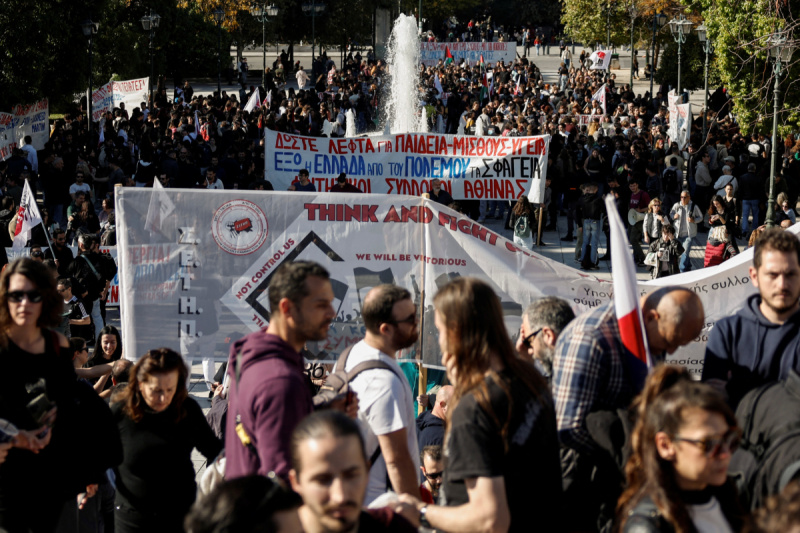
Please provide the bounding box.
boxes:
[0,258,77,530]
[617,365,744,532]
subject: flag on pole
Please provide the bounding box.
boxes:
[12,180,42,250]
[604,194,652,388]
[478,54,485,69]
[592,84,607,115]
[488,72,494,97]
[194,110,201,137]
[444,46,454,65]
[514,76,521,96]
[144,176,176,237]
[434,73,444,96]
[244,89,261,112]
[589,50,612,70]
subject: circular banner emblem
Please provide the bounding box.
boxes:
[211,199,268,255]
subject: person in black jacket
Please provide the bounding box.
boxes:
[415,385,452,450]
[111,348,222,532]
[577,182,604,270]
[617,365,744,533]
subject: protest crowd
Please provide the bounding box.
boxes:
[4,11,800,533]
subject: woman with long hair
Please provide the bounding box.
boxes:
[398,278,562,532]
[617,365,743,532]
[643,198,668,245]
[0,258,85,531]
[510,195,535,249]
[112,348,222,532]
[90,324,123,365]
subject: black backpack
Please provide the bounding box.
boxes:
[729,370,800,511]
[662,169,679,194]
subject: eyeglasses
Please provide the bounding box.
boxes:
[680,195,690,199]
[8,290,43,303]
[522,327,543,348]
[673,429,740,458]
[388,311,418,326]
[424,470,443,480]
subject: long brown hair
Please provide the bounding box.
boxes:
[114,348,189,423]
[433,278,549,449]
[0,258,63,346]
[512,195,533,217]
[617,365,737,533]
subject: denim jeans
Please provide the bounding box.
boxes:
[679,236,695,273]
[741,199,760,235]
[581,219,600,264]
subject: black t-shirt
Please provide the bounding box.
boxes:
[442,370,562,532]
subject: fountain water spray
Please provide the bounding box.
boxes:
[384,14,421,134]
[345,109,357,137]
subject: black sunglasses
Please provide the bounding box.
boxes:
[8,290,43,303]
[673,429,741,458]
[522,327,543,348]
[424,470,443,480]
[388,311,418,326]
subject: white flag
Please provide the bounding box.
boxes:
[144,177,176,235]
[244,89,261,113]
[592,84,607,115]
[12,180,42,250]
[589,50,612,70]
[434,73,444,97]
[194,110,201,137]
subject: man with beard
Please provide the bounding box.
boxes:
[343,284,421,504]
[516,296,575,383]
[703,229,800,408]
[289,411,417,533]
[419,445,444,504]
[225,261,341,480]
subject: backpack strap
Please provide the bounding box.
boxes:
[81,254,103,281]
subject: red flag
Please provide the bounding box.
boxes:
[604,195,651,371]
[444,46,454,64]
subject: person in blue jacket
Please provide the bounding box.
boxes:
[702,228,800,408]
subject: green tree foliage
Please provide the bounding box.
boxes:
[0,0,227,113]
[653,32,708,92]
[690,0,797,135]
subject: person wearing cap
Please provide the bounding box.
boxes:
[330,173,362,193]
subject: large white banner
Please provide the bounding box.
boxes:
[11,99,49,151]
[117,188,767,375]
[265,130,549,202]
[420,42,517,66]
[91,78,149,122]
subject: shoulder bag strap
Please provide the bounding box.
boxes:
[81,255,102,280]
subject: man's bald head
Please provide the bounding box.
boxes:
[641,287,704,355]
[432,385,454,418]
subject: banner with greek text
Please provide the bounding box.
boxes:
[265,130,550,202]
[12,99,49,151]
[0,113,15,161]
[117,188,771,375]
[420,42,517,66]
[91,78,149,122]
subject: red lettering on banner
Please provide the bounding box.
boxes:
[304,203,379,222]
[384,206,401,223]
[516,180,528,196]
[399,206,434,223]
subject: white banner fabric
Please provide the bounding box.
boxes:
[91,78,149,122]
[264,130,550,202]
[0,113,15,161]
[420,42,517,66]
[117,188,775,375]
[11,99,49,151]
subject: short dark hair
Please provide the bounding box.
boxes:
[290,411,366,474]
[362,284,411,335]
[754,228,800,270]
[267,261,330,315]
[184,475,302,533]
[524,296,575,338]
[421,444,442,463]
[57,278,72,289]
[112,359,133,382]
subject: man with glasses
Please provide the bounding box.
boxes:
[516,296,575,383]
[419,445,444,504]
[670,190,704,273]
[343,284,421,504]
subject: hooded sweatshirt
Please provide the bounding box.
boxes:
[224,330,313,480]
[703,293,800,408]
